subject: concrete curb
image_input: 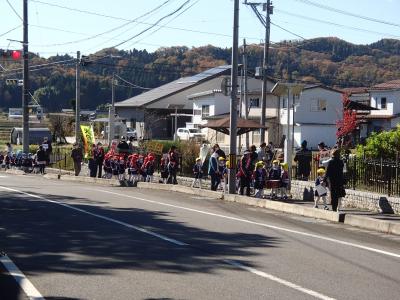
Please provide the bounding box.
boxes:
[5,169,26,175]
[44,173,123,187]
[137,182,223,199]
[222,194,343,223]
[344,214,400,235]
[137,182,343,223]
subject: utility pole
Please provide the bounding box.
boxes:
[75,51,81,145]
[260,0,272,144]
[22,0,29,153]
[228,0,239,194]
[243,38,249,149]
[108,74,115,146]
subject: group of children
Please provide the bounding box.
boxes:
[102,151,156,182]
[0,151,44,174]
[191,156,290,199]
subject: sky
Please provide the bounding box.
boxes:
[1,0,400,58]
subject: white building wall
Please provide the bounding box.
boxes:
[370,90,399,116]
[279,87,342,125]
[284,124,337,150]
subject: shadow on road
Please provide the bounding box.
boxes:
[0,190,281,298]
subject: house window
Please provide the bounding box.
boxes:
[130,118,136,129]
[381,97,387,109]
[250,98,260,108]
[281,97,287,109]
[202,105,210,118]
[252,129,261,144]
[193,109,201,116]
[311,99,327,112]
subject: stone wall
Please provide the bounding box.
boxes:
[291,180,400,214]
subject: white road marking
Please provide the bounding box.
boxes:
[0,186,186,247]
[0,175,7,178]
[224,259,335,300]
[0,185,336,300]
[96,189,400,259]
[0,254,45,300]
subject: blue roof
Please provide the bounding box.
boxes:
[115,65,232,108]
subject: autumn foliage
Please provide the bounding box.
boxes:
[336,93,358,140]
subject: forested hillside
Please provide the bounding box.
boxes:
[1,37,400,112]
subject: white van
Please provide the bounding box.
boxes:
[176,128,205,141]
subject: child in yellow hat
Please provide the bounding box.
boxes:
[315,168,328,209]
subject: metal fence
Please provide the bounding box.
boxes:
[293,155,400,197]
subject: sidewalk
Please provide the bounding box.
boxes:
[32,168,400,235]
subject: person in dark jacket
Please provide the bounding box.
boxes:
[167,146,179,184]
[71,143,83,176]
[239,150,253,196]
[42,137,52,165]
[294,140,312,181]
[88,144,97,178]
[36,145,47,174]
[94,142,105,178]
[213,144,226,159]
[326,149,346,212]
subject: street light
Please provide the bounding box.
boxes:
[167,104,185,141]
[271,82,304,189]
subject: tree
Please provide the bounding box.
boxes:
[336,93,358,147]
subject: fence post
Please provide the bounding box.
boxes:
[396,152,399,196]
[352,157,356,190]
[64,154,67,169]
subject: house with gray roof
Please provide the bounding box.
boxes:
[115,65,233,139]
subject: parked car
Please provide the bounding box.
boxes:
[126,127,137,140]
[176,128,205,141]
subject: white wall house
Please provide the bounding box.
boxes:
[187,77,280,149]
[368,80,400,132]
[279,85,343,150]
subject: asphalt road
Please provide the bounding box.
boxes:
[0,173,400,300]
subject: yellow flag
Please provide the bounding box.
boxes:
[80,125,95,159]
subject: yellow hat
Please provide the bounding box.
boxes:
[273,160,279,164]
[256,161,264,168]
[280,162,288,170]
[196,157,201,161]
[317,168,326,175]
[226,160,230,168]
[218,157,226,161]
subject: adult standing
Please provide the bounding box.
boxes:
[257,142,267,162]
[294,140,312,181]
[42,137,52,165]
[167,146,178,184]
[88,144,97,178]
[117,136,129,152]
[317,141,330,168]
[325,149,346,212]
[250,145,258,164]
[213,144,226,159]
[36,145,47,174]
[239,150,253,196]
[208,149,220,191]
[94,142,105,178]
[5,142,13,155]
[71,143,83,176]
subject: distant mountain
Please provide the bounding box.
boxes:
[1,37,400,111]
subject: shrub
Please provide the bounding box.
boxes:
[356,125,400,159]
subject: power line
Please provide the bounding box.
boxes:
[30,0,262,47]
[111,0,192,48]
[115,74,151,90]
[31,0,173,47]
[1,58,76,74]
[271,22,306,40]
[126,0,200,49]
[294,0,400,28]
[6,0,23,21]
[275,9,400,39]
[0,25,21,38]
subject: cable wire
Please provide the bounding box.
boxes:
[111,0,192,48]
[31,0,173,47]
[6,0,23,21]
[0,25,22,38]
[294,0,400,28]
